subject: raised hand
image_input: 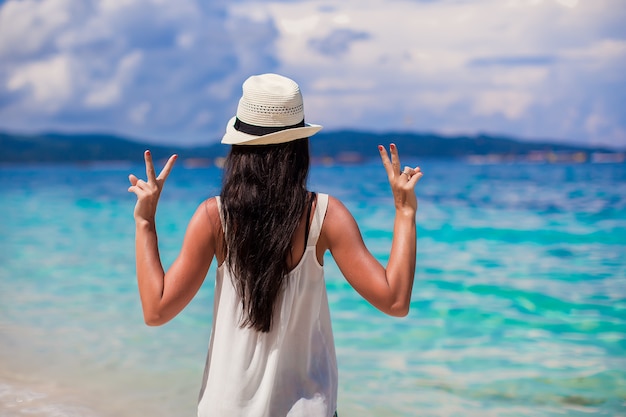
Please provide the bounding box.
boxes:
[128,150,177,223]
[378,143,423,214]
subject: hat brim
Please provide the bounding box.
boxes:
[221,116,323,145]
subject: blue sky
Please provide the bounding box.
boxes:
[0,0,625,148]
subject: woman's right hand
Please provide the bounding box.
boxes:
[128,150,177,224]
[378,144,423,214]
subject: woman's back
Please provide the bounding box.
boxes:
[198,194,338,417]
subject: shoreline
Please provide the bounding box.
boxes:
[0,354,201,417]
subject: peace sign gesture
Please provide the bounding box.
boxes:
[128,150,178,223]
[378,143,423,214]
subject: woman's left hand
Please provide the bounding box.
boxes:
[128,150,177,223]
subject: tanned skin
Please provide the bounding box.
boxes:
[128,144,422,326]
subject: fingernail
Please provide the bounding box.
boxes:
[390,143,396,149]
[378,145,383,151]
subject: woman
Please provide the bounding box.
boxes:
[128,73,422,417]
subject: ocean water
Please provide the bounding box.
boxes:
[0,158,625,417]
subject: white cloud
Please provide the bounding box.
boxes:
[490,68,550,87]
[277,15,321,36]
[311,77,375,93]
[129,101,152,125]
[0,0,278,143]
[0,0,73,57]
[554,0,579,7]
[84,50,143,108]
[99,0,138,14]
[176,32,195,49]
[238,0,626,147]
[0,0,624,147]
[412,92,464,113]
[191,110,213,128]
[472,90,535,120]
[561,39,626,67]
[7,54,74,111]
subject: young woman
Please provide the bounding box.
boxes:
[128,73,423,417]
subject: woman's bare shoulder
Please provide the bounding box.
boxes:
[319,195,361,248]
[324,195,355,223]
[194,196,225,261]
[182,197,222,239]
[202,196,219,213]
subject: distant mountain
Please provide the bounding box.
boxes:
[0,132,185,164]
[0,130,621,164]
[309,130,618,161]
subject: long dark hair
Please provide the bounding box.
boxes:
[220,138,310,333]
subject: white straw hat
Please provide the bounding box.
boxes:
[221,73,322,145]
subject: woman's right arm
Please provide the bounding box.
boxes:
[321,144,422,316]
[129,151,219,326]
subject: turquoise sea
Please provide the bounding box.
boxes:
[1,158,625,416]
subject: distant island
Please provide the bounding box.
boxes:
[1,130,624,165]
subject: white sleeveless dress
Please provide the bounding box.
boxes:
[198,193,338,417]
